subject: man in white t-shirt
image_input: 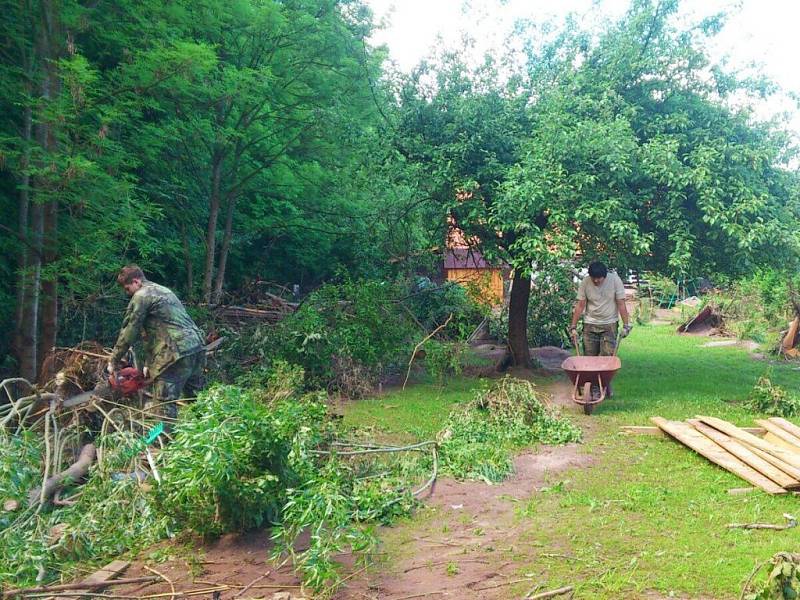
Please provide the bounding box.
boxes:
[569,261,632,358]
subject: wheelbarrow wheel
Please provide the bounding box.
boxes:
[582,382,593,415]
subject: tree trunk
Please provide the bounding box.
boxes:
[503,268,532,369]
[38,200,58,370]
[211,193,238,304]
[13,104,32,368]
[33,0,61,377]
[180,221,193,299]
[202,151,223,303]
[19,202,43,381]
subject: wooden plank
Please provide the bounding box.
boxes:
[651,417,786,494]
[619,425,766,437]
[764,432,800,454]
[696,416,800,470]
[782,317,799,352]
[756,419,800,451]
[688,420,800,490]
[743,444,800,481]
[728,487,757,495]
[52,560,130,600]
[768,417,800,442]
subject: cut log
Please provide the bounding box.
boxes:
[688,420,800,490]
[651,417,786,494]
[768,417,800,442]
[28,443,96,507]
[756,419,800,451]
[696,416,800,470]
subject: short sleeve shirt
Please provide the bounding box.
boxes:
[577,272,626,325]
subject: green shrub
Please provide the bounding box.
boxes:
[407,278,488,340]
[210,279,417,393]
[423,340,466,384]
[745,372,800,417]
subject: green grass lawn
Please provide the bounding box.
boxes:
[341,325,800,599]
[340,376,487,440]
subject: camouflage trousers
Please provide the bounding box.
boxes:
[150,351,206,420]
[582,323,618,357]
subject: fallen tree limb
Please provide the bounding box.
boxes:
[28,443,96,508]
[1,576,156,597]
[527,585,574,599]
[727,513,797,530]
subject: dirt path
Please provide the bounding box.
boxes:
[110,379,596,600]
[336,379,595,600]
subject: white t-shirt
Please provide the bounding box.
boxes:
[577,272,625,325]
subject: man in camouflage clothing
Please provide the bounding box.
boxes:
[109,265,205,418]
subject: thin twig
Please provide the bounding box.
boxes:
[403,314,453,389]
[411,536,463,548]
[2,576,159,596]
[472,577,532,591]
[403,558,489,573]
[526,585,574,599]
[388,592,445,600]
[233,571,269,598]
[144,565,176,600]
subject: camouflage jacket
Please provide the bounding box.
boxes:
[110,281,204,377]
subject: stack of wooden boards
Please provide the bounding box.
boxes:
[651,416,800,495]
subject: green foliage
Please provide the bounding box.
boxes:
[745,372,800,417]
[437,377,581,482]
[156,383,327,536]
[422,340,466,384]
[272,459,415,592]
[745,553,800,600]
[0,432,169,586]
[408,278,488,341]
[212,280,416,393]
[489,264,576,347]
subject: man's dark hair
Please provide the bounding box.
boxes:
[117,264,146,285]
[588,261,608,278]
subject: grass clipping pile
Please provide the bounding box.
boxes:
[438,377,582,482]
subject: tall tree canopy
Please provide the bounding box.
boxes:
[0,0,416,378]
[395,0,800,366]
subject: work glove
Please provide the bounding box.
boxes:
[106,361,115,376]
[621,324,633,338]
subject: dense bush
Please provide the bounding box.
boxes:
[700,269,797,346]
[155,382,328,536]
[407,278,489,340]
[211,280,418,393]
[745,371,800,417]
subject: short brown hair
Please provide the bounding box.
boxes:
[117,264,145,285]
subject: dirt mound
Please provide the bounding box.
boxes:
[531,346,571,370]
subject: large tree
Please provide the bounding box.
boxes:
[396,0,800,367]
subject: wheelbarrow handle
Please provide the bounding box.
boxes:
[613,328,625,356]
[569,329,581,356]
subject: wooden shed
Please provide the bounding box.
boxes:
[443,248,505,306]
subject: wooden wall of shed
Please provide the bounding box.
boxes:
[445,269,504,305]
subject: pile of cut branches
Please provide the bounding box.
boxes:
[437,377,582,482]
